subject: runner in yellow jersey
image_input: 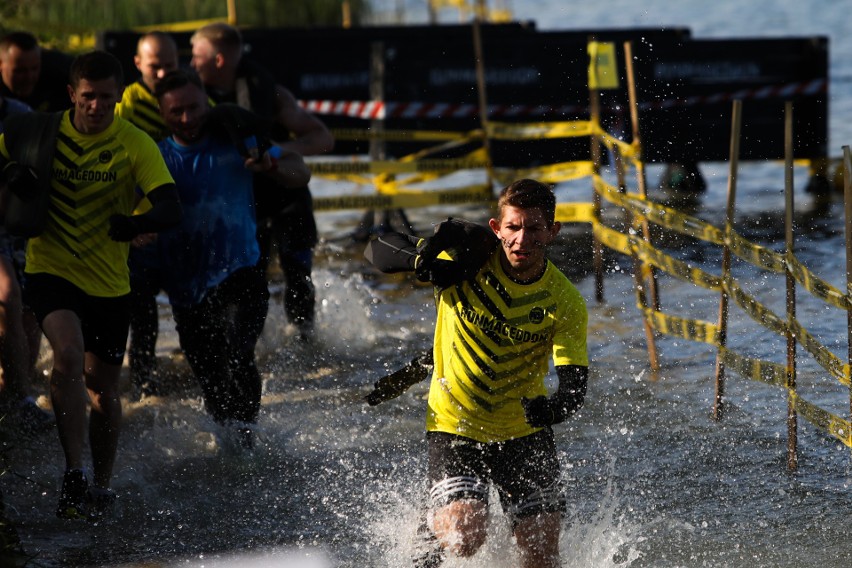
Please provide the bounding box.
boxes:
[0,50,181,521]
[115,31,179,399]
[364,179,589,568]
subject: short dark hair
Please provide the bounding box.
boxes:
[497,179,557,225]
[69,50,123,88]
[154,68,204,100]
[0,31,39,55]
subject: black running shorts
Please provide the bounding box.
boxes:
[23,272,131,365]
[426,429,565,523]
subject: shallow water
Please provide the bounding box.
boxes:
[4,1,852,567]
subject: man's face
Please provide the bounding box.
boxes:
[135,39,178,91]
[159,82,209,145]
[67,76,122,134]
[489,205,560,281]
[0,45,41,97]
[190,38,219,86]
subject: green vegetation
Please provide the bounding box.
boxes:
[0,0,371,50]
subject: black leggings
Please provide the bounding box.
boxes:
[172,267,269,424]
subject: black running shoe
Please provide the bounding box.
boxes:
[56,470,89,520]
[86,487,117,521]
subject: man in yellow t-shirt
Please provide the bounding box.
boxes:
[114,31,179,399]
[364,179,588,568]
[0,50,181,521]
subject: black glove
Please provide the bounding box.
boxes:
[365,352,433,406]
[1,162,38,202]
[521,396,560,428]
[107,214,141,242]
[415,218,498,287]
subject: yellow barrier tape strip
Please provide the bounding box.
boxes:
[310,158,489,175]
[790,391,852,448]
[329,128,478,142]
[487,120,594,140]
[596,180,726,245]
[598,131,639,161]
[633,238,724,291]
[724,276,789,337]
[313,173,376,186]
[788,318,851,387]
[593,223,632,256]
[719,347,789,388]
[555,203,597,224]
[787,253,851,310]
[729,230,786,274]
[495,161,596,186]
[641,306,720,345]
[312,184,493,212]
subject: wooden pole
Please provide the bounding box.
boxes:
[471,10,495,196]
[623,41,660,312]
[342,0,352,28]
[623,40,660,373]
[783,101,798,471]
[588,38,605,304]
[713,99,743,421]
[227,0,237,25]
[615,146,660,372]
[843,144,852,450]
[353,43,387,241]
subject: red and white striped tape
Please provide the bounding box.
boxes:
[298,79,827,119]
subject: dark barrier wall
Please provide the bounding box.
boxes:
[99,25,827,164]
[631,37,829,161]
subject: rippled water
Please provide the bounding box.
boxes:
[3,1,852,567]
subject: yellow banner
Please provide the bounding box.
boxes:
[588,41,620,90]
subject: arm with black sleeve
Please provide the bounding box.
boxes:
[521,365,588,427]
[107,184,183,242]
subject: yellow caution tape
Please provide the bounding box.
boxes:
[555,203,597,224]
[487,120,594,140]
[719,347,789,388]
[729,230,786,274]
[788,318,850,387]
[310,158,489,175]
[495,161,596,186]
[593,223,631,256]
[133,17,228,33]
[787,253,851,310]
[633,237,723,291]
[790,391,852,448]
[330,128,478,142]
[641,306,720,345]
[311,184,493,212]
[723,276,789,337]
[595,180,726,245]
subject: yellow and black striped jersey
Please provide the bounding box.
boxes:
[115,80,170,142]
[426,248,588,443]
[0,111,174,297]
